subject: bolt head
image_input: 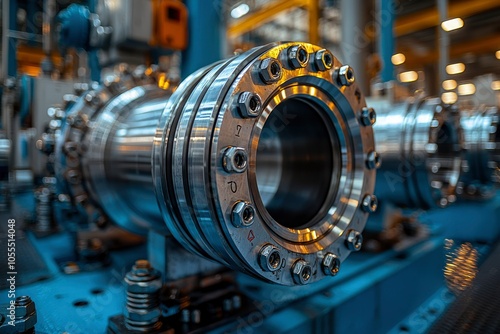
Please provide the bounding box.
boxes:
[124,306,161,323]
[222,147,248,173]
[345,230,363,251]
[337,65,355,86]
[291,259,312,285]
[237,92,262,118]
[314,49,333,71]
[361,194,378,213]
[258,58,282,83]
[14,297,36,318]
[322,253,341,276]
[288,45,309,69]
[258,244,282,272]
[360,107,376,126]
[231,201,255,227]
[366,151,382,170]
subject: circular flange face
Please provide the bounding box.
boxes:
[155,42,376,285]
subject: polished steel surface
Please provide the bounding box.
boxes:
[370,97,463,209]
[458,106,500,199]
[153,42,376,285]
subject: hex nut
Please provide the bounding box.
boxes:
[361,194,378,213]
[366,151,382,170]
[14,297,35,318]
[322,253,341,276]
[345,230,363,251]
[222,147,248,173]
[237,92,262,118]
[314,49,333,71]
[258,244,282,272]
[360,107,377,126]
[258,58,282,83]
[124,306,161,323]
[288,45,309,69]
[291,259,312,285]
[336,65,355,86]
[231,201,255,227]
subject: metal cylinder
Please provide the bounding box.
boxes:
[370,97,463,209]
[458,106,500,199]
[152,42,376,285]
[55,43,376,285]
[55,68,171,233]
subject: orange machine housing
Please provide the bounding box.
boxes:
[153,0,188,50]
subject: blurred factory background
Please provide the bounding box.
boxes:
[0,0,499,333]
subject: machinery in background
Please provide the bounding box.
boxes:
[25,41,379,332]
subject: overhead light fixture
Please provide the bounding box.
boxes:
[391,53,406,66]
[492,81,500,91]
[442,79,457,91]
[458,83,476,96]
[231,3,250,19]
[441,18,464,32]
[446,63,465,75]
[441,92,458,104]
[496,51,500,60]
[398,71,418,83]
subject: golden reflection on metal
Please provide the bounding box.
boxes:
[444,240,479,295]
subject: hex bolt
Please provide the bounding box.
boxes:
[231,201,255,227]
[336,65,355,86]
[366,151,382,170]
[361,194,378,213]
[345,230,363,251]
[314,49,333,71]
[322,253,341,276]
[124,260,162,331]
[291,259,313,285]
[258,244,282,272]
[258,58,282,83]
[222,146,248,173]
[288,45,309,69]
[15,296,32,307]
[360,107,377,126]
[237,92,262,118]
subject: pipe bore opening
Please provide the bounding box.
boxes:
[256,98,339,229]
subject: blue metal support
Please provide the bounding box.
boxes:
[181,0,224,79]
[378,0,395,82]
[7,0,19,77]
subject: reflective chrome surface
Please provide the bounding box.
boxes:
[458,106,500,199]
[370,97,463,209]
[153,42,376,285]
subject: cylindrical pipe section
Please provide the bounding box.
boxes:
[458,106,500,199]
[55,43,377,285]
[370,97,463,209]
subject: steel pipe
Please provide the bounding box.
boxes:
[370,97,463,209]
[55,43,376,285]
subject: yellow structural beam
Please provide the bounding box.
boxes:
[227,0,319,44]
[401,34,500,67]
[395,0,500,37]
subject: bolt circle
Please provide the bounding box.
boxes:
[314,49,333,71]
[345,230,363,251]
[222,147,248,173]
[231,201,255,227]
[322,253,341,276]
[361,194,378,213]
[336,65,355,86]
[360,107,377,126]
[237,92,262,118]
[291,259,313,285]
[366,151,382,170]
[288,45,309,69]
[258,244,282,272]
[259,58,282,83]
